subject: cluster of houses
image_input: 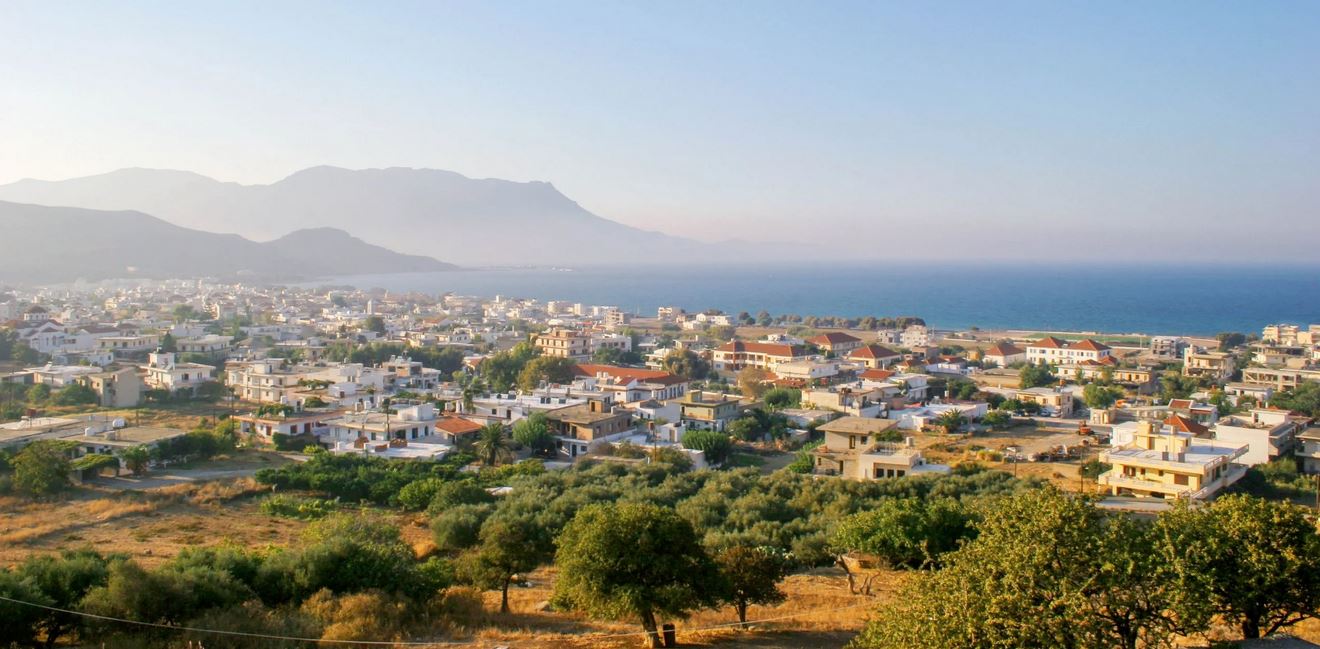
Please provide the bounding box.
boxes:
[3,284,1320,503]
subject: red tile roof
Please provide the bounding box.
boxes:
[1163,414,1209,436]
[1029,337,1110,352]
[435,416,483,436]
[716,341,807,357]
[1069,339,1112,352]
[859,369,896,381]
[573,364,687,386]
[984,342,1025,356]
[808,332,862,346]
[1030,336,1069,349]
[849,344,900,360]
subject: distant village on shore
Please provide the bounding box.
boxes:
[2,279,1317,509]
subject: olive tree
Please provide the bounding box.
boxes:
[553,502,724,647]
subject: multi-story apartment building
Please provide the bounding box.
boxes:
[96,334,161,357]
[545,399,635,458]
[226,359,307,403]
[677,390,742,431]
[535,329,592,361]
[1149,336,1188,360]
[1262,323,1320,346]
[590,332,632,355]
[712,341,812,372]
[1240,367,1320,391]
[1182,347,1235,382]
[1054,361,1156,389]
[142,351,215,394]
[1213,407,1304,466]
[1296,427,1320,474]
[1015,386,1074,417]
[1100,420,1247,500]
[810,416,947,480]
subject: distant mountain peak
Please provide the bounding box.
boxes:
[0,165,706,265]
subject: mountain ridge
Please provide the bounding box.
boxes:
[0,200,455,284]
[0,166,709,265]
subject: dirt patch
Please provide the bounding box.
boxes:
[0,478,296,568]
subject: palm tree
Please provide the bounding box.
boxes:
[935,410,965,436]
[474,422,511,467]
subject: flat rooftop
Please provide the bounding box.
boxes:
[817,416,897,436]
[1106,441,1246,468]
[84,426,188,447]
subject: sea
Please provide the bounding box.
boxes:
[298,263,1320,337]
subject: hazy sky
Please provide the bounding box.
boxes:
[2,1,1318,251]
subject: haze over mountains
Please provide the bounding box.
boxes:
[0,167,712,267]
[0,201,454,284]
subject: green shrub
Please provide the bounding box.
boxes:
[260,494,338,520]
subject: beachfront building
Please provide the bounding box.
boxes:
[1182,347,1235,383]
[1100,420,1247,500]
[1026,337,1112,366]
[981,342,1026,368]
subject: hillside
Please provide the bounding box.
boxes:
[0,166,708,266]
[0,201,455,283]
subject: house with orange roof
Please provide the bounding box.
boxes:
[572,364,689,401]
[982,341,1026,368]
[847,344,901,369]
[1026,337,1112,366]
[808,332,864,356]
[1163,413,1210,437]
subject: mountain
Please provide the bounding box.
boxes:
[0,201,455,284]
[0,166,708,266]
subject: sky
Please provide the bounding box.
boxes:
[2,1,1318,255]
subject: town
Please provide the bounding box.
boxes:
[1,280,1319,648]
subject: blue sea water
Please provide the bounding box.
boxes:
[302,263,1320,336]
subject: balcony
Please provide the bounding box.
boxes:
[1099,472,1191,496]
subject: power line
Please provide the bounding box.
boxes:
[0,592,875,646]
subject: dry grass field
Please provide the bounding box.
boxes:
[442,566,890,649]
[0,477,302,567]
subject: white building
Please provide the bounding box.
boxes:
[142,351,215,394]
[1213,407,1303,466]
